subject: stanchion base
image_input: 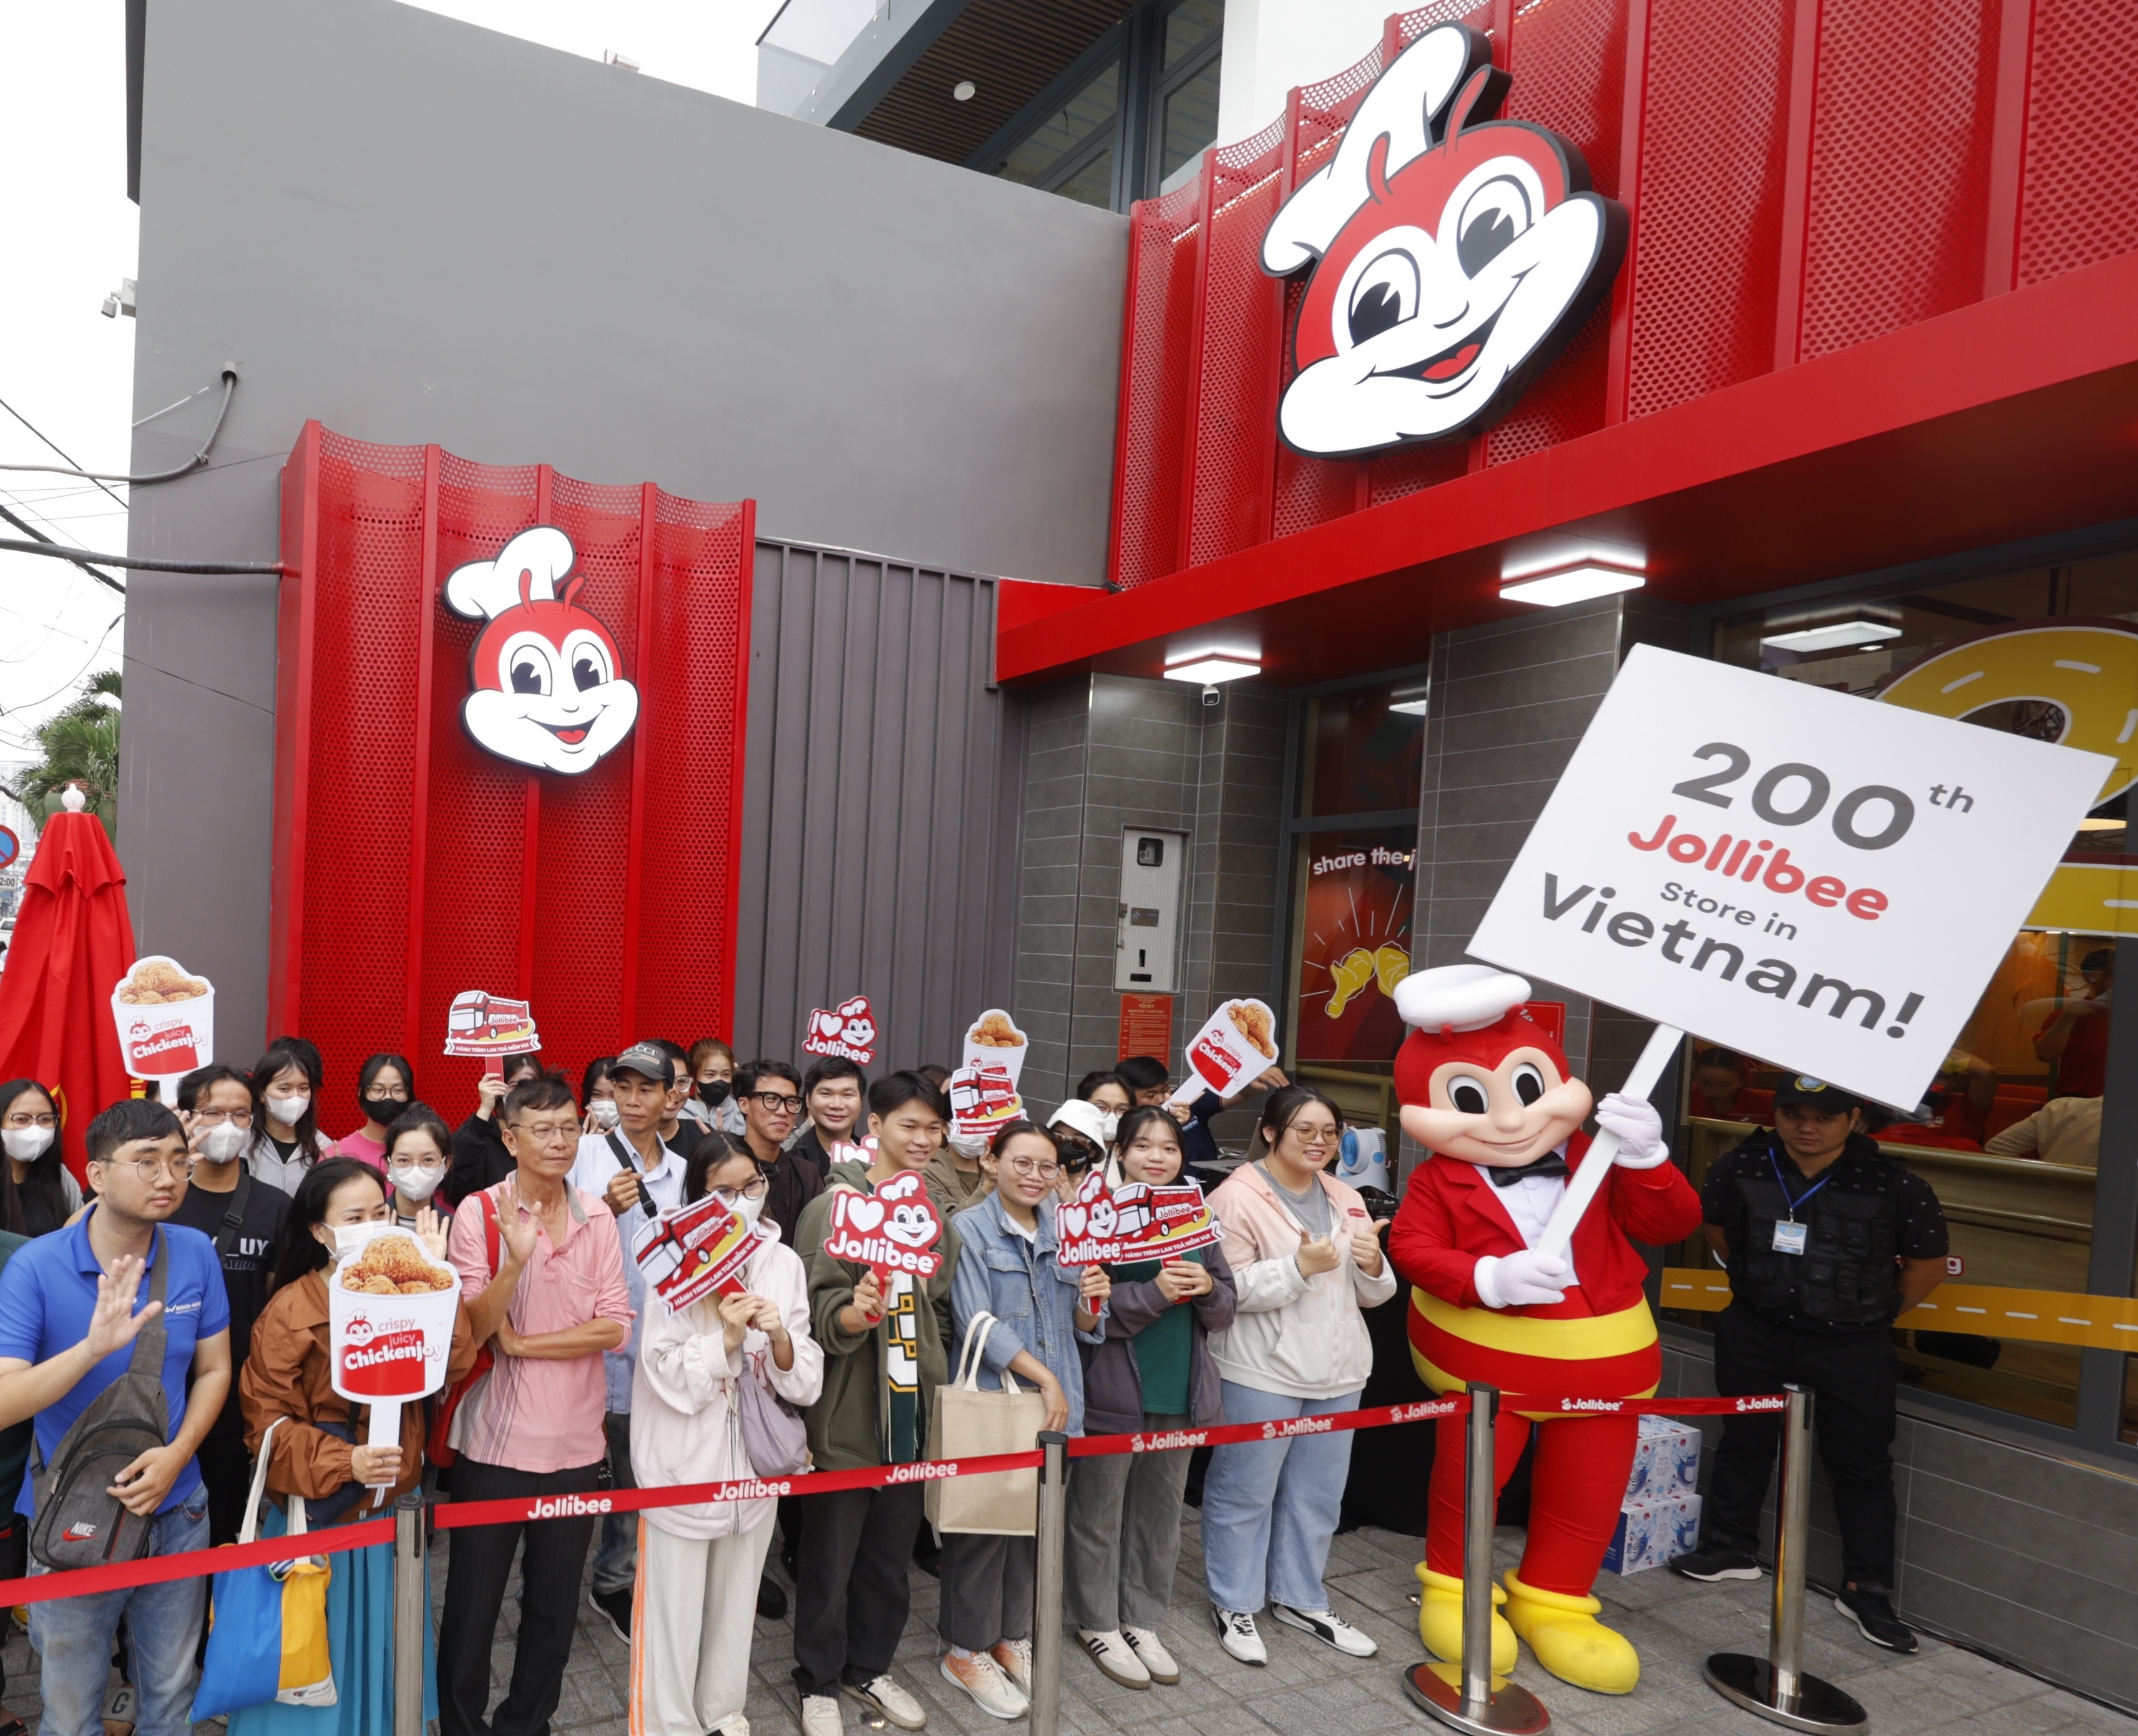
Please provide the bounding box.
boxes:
[1704,1654,1867,1733]
[1402,1662,1551,1735]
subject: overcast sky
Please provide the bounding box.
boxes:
[0,0,778,794]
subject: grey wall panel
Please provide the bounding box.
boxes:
[122,0,1118,1052]
[733,543,1025,1072]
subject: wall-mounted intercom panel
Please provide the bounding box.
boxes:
[1115,827,1186,993]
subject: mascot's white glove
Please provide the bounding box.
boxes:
[1596,1091,1669,1169]
[1473,1249,1571,1310]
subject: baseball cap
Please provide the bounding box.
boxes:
[1772,1075,1864,1114]
[612,1041,677,1086]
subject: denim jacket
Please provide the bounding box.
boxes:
[949,1192,1107,1436]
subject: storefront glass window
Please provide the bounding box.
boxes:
[996,61,1119,190]
[1676,552,2138,1431]
[1299,684,1425,817]
[1158,57,1222,185]
[1164,0,1224,67]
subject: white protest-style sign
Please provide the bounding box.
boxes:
[947,1063,1022,1144]
[443,990,540,1056]
[110,956,215,1083]
[1170,998,1282,1104]
[326,1226,462,1490]
[1055,1167,1225,1268]
[960,1008,1030,1088]
[1469,643,2111,1111]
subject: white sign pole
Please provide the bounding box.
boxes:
[1534,1022,1682,1262]
[366,1400,403,1499]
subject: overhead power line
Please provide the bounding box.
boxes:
[0,537,281,576]
[0,505,125,593]
[0,369,238,487]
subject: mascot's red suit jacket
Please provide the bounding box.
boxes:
[1385,964,1701,1632]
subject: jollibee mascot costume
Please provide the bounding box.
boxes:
[1385,964,1701,1694]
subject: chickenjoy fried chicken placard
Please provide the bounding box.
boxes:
[327,1226,463,1487]
[1169,998,1281,1105]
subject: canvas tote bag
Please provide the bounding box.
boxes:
[926,1313,1045,1536]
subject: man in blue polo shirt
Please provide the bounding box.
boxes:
[0,1098,232,1736]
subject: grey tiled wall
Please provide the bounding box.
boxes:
[1013,674,1285,1123]
[1659,1327,2138,1712]
[1413,593,1696,1095]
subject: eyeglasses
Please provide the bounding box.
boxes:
[1284,1126,1340,1149]
[191,1108,253,1128]
[1000,1155,1061,1180]
[748,1091,804,1114]
[98,1154,197,1183]
[511,1118,579,1146]
[4,1113,58,1129]
[710,1178,771,1204]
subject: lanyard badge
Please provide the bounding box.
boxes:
[1765,1148,1830,1257]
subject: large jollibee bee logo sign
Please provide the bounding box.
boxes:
[1261,23,1628,458]
[443,526,640,774]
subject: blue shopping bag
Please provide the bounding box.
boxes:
[192,1421,337,1721]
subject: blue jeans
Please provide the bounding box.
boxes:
[29,1488,210,1736]
[1199,1383,1361,1615]
[592,1412,635,1595]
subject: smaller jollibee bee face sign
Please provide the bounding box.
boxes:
[1171,998,1282,1104]
[110,955,215,1083]
[822,1169,944,1280]
[804,995,878,1066]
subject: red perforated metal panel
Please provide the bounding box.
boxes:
[2018,0,2138,287]
[1800,0,1996,360]
[273,427,751,1113]
[1110,180,1204,588]
[1624,0,1792,417]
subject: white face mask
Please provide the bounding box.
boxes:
[198,1121,248,1164]
[1098,1111,1121,1144]
[589,1098,620,1130]
[265,1093,311,1128]
[332,1222,383,1255]
[389,1163,445,1204]
[947,1129,988,1161]
[733,1192,764,1228]
[2,1127,54,1162]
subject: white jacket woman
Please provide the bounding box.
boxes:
[629,1158,823,1736]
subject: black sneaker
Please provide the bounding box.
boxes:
[1835,1584,1916,1653]
[758,1573,789,1620]
[1671,1545,1763,1582]
[590,1584,633,1642]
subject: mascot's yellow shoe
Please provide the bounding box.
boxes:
[1501,1571,1639,1695]
[1415,1563,1516,1675]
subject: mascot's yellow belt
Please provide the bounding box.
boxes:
[1408,1287,1661,1414]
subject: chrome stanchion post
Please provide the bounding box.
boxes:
[393,1491,426,1736]
[1029,1431,1068,1736]
[1404,1384,1550,1735]
[1704,1387,1867,1732]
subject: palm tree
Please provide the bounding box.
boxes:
[4,670,121,836]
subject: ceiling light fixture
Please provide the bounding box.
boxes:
[1389,679,1430,717]
[952,79,977,101]
[1499,562,1646,608]
[1163,654,1261,685]
[1759,619,1903,654]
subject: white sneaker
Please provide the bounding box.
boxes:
[716,1720,751,1736]
[1078,1627,1151,1689]
[990,1637,1033,1693]
[940,1651,1030,1721]
[1270,1604,1379,1657]
[1211,1605,1267,1665]
[845,1674,928,1730]
[1122,1626,1181,1685]
[799,1694,843,1736]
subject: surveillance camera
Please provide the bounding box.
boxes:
[1201,684,1221,708]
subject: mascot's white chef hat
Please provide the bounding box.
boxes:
[1394,963,1533,1033]
[443,526,578,622]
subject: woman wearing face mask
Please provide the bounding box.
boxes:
[1044,1100,1109,1202]
[248,1040,332,1196]
[239,1159,474,1736]
[938,1124,1110,1720]
[383,1106,454,1229]
[1075,1071,1132,1145]
[1065,1107,1237,1690]
[680,1038,737,1132]
[331,1053,415,1171]
[580,1056,621,1136]
[632,1136,821,1736]
[0,1079,76,1236]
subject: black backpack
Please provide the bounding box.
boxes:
[29,1231,173,1569]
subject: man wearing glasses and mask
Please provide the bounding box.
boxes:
[736,1061,821,1242]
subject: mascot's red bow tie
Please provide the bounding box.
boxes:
[1489,1152,1569,1186]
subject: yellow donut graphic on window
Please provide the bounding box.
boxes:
[1878,619,2138,934]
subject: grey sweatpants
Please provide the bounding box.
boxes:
[939,1530,1036,1652]
[1062,1413,1193,1632]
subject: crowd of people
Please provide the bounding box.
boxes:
[0,1042,1383,1736]
[0,1024,1933,1736]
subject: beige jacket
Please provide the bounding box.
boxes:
[1204,1163,1396,1400]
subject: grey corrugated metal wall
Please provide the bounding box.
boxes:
[732,541,1033,1072]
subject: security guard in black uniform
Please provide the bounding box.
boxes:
[1672,1076,1949,1654]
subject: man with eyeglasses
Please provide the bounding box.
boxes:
[0,1098,233,1736]
[441,1075,633,1736]
[564,1042,693,1641]
[168,1064,288,1544]
[737,1060,822,1243]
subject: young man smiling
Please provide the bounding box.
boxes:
[790,1073,964,1736]
[740,1060,821,1243]
[0,1099,233,1736]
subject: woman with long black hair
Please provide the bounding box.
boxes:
[248,1039,333,1196]
[0,1079,71,1235]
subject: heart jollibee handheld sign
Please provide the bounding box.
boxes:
[821,1169,944,1286]
[803,995,879,1066]
[326,1226,462,1493]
